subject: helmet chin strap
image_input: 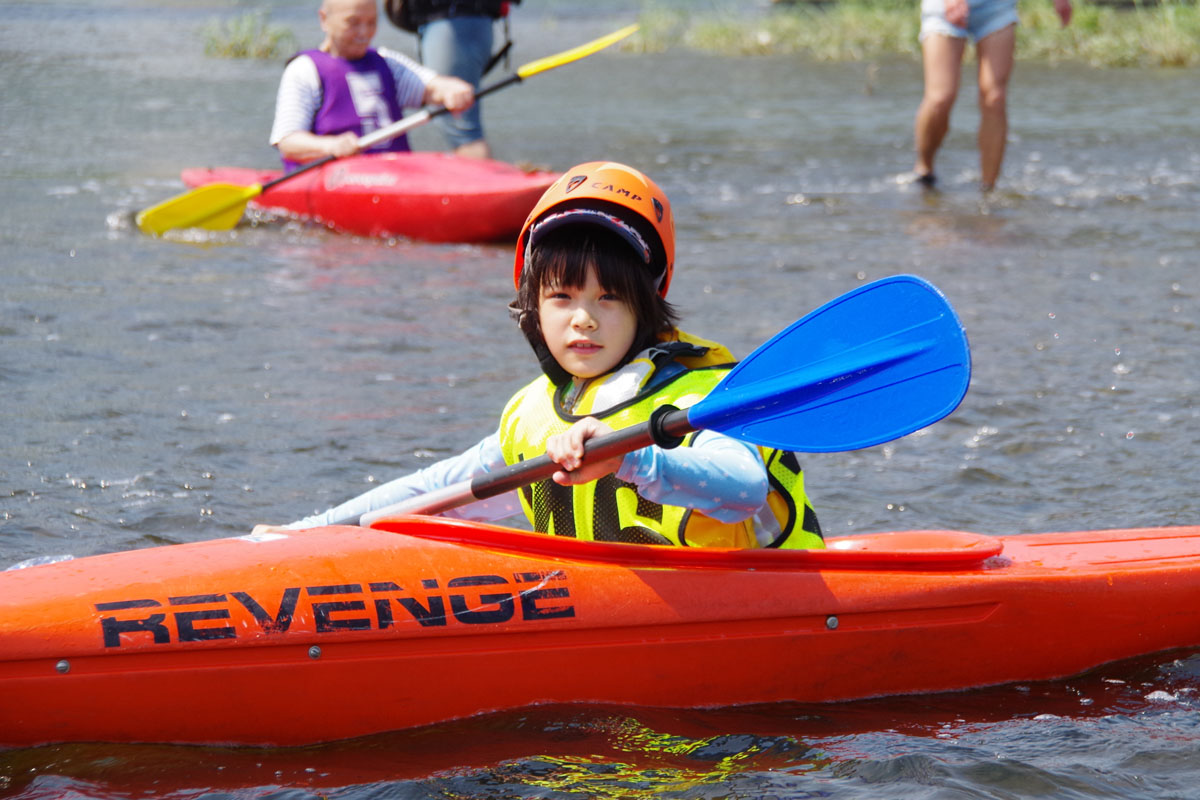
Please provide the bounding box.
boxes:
[530,336,574,388]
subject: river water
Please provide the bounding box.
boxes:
[2,0,1198,797]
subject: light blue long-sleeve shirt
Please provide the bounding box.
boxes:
[288,428,768,529]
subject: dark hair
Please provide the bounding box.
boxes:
[513,225,678,375]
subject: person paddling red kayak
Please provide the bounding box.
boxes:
[269,0,475,172]
[135,24,640,236]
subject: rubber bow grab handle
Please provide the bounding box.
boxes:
[357,275,971,527]
[135,23,641,236]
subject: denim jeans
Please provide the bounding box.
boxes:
[419,15,494,148]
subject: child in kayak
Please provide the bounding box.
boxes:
[270,161,823,548]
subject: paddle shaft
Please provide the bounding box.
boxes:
[358,407,691,522]
[260,74,522,194]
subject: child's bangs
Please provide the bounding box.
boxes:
[537,228,648,302]
[592,237,651,301]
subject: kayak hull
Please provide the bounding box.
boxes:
[180,153,559,242]
[3,520,1199,748]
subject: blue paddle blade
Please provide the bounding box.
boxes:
[687,275,971,452]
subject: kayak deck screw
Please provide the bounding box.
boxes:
[55,659,70,674]
[825,615,839,630]
[308,646,321,660]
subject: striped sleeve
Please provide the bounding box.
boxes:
[378,46,436,108]
[268,55,322,145]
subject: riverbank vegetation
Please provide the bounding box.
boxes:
[203,11,296,59]
[633,0,1200,67]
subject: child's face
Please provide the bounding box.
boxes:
[538,265,638,380]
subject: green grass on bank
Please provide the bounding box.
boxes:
[633,0,1200,67]
[203,11,296,60]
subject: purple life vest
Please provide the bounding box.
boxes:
[283,48,412,171]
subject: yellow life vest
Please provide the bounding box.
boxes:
[498,331,823,549]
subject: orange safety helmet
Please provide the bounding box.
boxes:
[514,161,676,297]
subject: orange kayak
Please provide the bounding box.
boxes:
[180,153,559,243]
[3,518,1199,748]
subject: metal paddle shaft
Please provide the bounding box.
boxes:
[256,73,521,195]
[356,275,970,527]
[136,24,640,236]
[263,22,639,193]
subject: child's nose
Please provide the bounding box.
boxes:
[571,306,597,328]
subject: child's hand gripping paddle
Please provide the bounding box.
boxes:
[357,274,971,527]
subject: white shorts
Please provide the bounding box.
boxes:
[920,0,1019,43]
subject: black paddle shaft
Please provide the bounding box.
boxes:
[467,405,691,502]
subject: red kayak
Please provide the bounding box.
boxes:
[2,518,1199,748]
[180,153,559,243]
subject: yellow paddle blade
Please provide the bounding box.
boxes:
[136,182,264,236]
[516,23,639,80]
